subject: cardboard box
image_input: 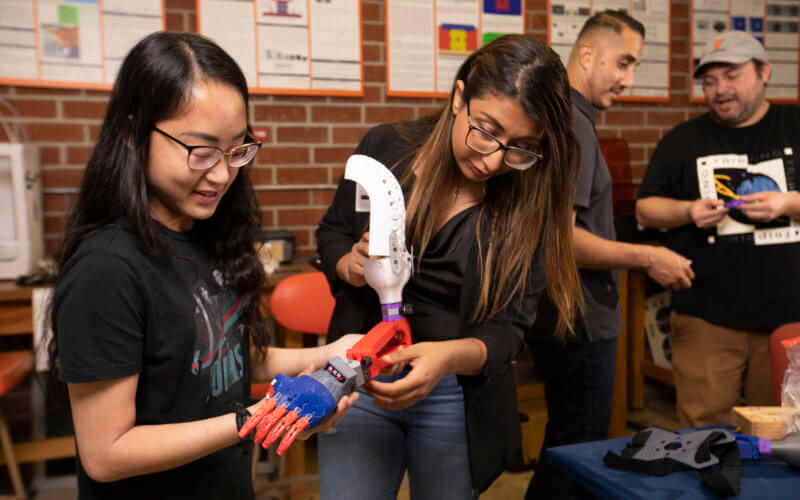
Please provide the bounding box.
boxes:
[731,406,790,439]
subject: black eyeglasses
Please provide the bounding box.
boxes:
[153,126,261,170]
[464,104,543,170]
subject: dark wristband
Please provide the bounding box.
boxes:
[231,402,253,454]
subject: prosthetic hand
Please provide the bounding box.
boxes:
[238,357,363,455]
[241,154,414,455]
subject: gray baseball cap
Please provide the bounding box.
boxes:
[693,31,768,78]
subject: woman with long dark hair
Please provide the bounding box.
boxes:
[49,31,358,499]
[316,34,582,497]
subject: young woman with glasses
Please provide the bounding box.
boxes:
[49,32,359,499]
[316,34,582,497]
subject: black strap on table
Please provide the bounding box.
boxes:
[603,429,741,498]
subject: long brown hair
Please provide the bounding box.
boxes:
[402,34,582,335]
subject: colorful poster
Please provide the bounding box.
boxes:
[0,0,164,89]
[199,0,363,95]
[387,0,526,96]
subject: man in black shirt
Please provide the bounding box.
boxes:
[526,10,694,499]
[636,31,800,428]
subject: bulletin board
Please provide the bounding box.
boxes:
[0,0,165,90]
[548,0,671,102]
[197,0,363,96]
[385,0,527,98]
[690,0,800,103]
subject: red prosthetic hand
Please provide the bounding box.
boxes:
[346,317,412,379]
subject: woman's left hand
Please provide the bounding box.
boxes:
[363,342,451,410]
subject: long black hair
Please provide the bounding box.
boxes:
[49,32,268,386]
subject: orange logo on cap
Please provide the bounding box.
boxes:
[714,37,723,51]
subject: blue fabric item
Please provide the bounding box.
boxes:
[272,374,337,428]
[548,426,798,500]
[735,434,762,460]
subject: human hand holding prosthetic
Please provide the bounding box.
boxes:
[239,359,362,455]
[337,232,371,287]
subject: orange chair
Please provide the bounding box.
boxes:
[0,350,34,499]
[770,323,800,404]
[252,271,336,499]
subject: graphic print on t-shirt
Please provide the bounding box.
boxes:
[189,271,245,398]
[697,148,800,245]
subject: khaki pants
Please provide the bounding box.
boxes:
[670,311,773,428]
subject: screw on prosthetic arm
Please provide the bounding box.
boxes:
[240,155,414,454]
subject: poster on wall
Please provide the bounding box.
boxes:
[548,0,671,101]
[0,0,164,89]
[386,0,526,97]
[198,0,363,96]
[691,0,800,102]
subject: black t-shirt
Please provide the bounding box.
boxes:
[54,224,252,499]
[637,104,800,330]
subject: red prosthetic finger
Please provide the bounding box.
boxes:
[238,396,277,438]
[277,416,311,456]
[254,404,287,445]
[262,409,299,450]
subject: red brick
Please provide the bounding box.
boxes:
[332,126,370,144]
[274,94,327,103]
[259,208,276,226]
[293,229,311,249]
[166,12,185,31]
[362,85,383,103]
[620,129,660,144]
[363,44,381,62]
[45,237,62,256]
[187,14,197,32]
[671,20,689,38]
[257,146,309,165]
[363,24,385,43]
[312,106,361,123]
[631,164,647,181]
[417,106,443,118]
[529,0,548,10]
[385,95,436,105]
[44,214,66,233]
[295,248,316,258]
[277,208,327,226]
[362,2,381,21]
[604,110,645,126]
[628,145,646,163]
[44,193,74,212]
[66,146,93,165]
[0,86,9,94]
[312,190,335,206]
[596,128,619,139]
[254,105,306,122]
[365,105,415,124]
[4,99,57,117]
[530,33,547,44]
[249,166,274,185]
[0,127,7,141]
[25,122,84,142]
[669,92,690,107]
[42,168,83,188]
[255,189,309,206]
[671,39,688,58]
[63,100,108,119]
[276,126,328,143]
[276,167,328,184]
[532,13,547,31]
[89,124,102,141]
[166,0,195,9]
[364,64,386,83]
[15,87,81,96]
[86,89,111,97]
[671,74,688,94]
[314,147,352,164]
[672,3,689,19]
[39,146,60,165]
[647,110,686,127]
[331,166,345,181]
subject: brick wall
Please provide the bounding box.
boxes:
[0,0,708,258]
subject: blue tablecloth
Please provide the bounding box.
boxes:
[548,430,800,500]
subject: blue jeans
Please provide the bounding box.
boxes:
[318,372,475,500]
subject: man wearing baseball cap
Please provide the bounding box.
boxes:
[635,31,800,427]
